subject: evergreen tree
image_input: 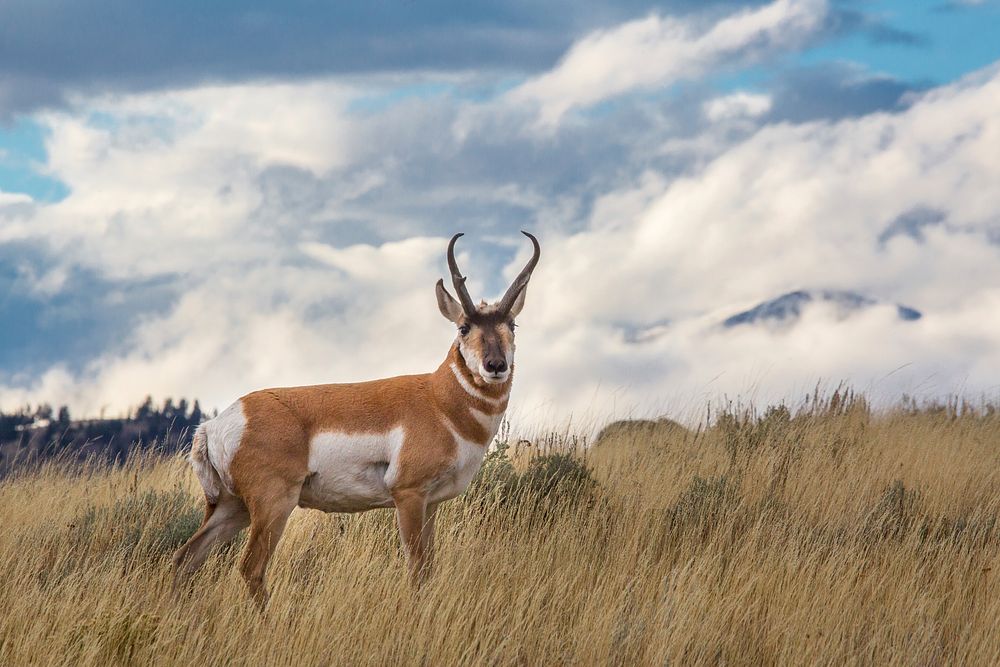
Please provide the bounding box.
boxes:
[34,404,53,422]
[136,396,154,420]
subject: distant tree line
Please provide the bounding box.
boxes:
[0,397,212,476]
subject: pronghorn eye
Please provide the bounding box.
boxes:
[459,324,471,336]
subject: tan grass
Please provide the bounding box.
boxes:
[2,395,999,666]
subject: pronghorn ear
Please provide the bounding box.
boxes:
[508,284,528,318]
[436,279,465,323]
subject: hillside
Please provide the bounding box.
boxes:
[0,397,206,476]
[1,393,999,664]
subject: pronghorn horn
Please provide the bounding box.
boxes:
[447,233,478,316]
[498,231,540,315]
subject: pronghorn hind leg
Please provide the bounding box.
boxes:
[173,498,215,558]
[239,483,300,609]
[394,490,431,587]
[172,493,250,590]
[420,502,439,578]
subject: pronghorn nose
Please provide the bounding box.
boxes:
[485,358,507,374]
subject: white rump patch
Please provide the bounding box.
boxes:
[299,427,405,513]
[203,399,248,495]
[189,423,221,503]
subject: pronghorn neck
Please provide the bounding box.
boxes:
[433,342,512,412]
[428,343,511,446]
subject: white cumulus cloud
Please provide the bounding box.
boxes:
[704,92,773,121]
[1,12,999,433]
[507,0,826,128]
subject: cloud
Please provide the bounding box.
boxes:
[935,0,991,10]
[1,7,999,431]
[507,0,827,127]
[0,242,176,380]
[505,64,1000,419]
[0,74,67,120]
[0,190,32,206]
[704,92,773,121]
[877,207,946,246]
[822,8,929,48]
[764,63,923,123]
[1,82,361,285]
[0,0,772,117]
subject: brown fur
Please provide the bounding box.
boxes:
[174,232,536,604]
[174,341,511,602]
[232,342,509,492]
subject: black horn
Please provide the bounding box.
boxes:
[498,231,541,314]
[447,233,478,316]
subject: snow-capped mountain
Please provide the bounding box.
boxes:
[723,290,922,328]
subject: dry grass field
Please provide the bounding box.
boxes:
[2,392,999,666]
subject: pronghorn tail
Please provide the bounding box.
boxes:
[189,422,222,505]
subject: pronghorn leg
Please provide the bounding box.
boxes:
[393,490,431,587]
[172,493,250,588]
[239,484,299,608]
[420,502,439,578]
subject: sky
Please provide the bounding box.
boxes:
[1,0,999,428]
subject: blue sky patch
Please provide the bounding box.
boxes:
[0,119,69,202]
[804,1,1000,84]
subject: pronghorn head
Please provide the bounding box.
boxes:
[435,231,540,386]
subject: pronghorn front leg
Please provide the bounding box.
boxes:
[393,489,431,586]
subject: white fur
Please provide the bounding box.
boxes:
[298,427,405,513]
[449,362,509,405]
[202,399,248,495]
[198,378,504,514]
[189,423,222,503]
[428,428,490,503]
[470,406,504,436]
[427,406,504,503]
[482,370,510,384]
[457,326,514,384]
[457,339,484,379]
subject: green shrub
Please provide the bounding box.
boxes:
[467,443,598,513]
[861,479,922,541]
[520,452,597,501]
[72,488,202,563]
[469,442,521,498]
[668,475,738,529]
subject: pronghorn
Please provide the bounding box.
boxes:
[172,232,540,604]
